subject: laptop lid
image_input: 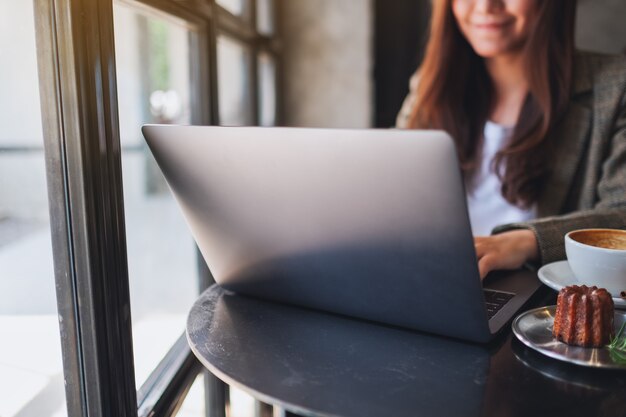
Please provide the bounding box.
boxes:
[142,125,493,342]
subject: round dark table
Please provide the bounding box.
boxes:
[187,285,626,417]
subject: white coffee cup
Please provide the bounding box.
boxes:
[565,228,626,297]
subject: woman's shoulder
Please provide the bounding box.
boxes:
[574,50,626,96]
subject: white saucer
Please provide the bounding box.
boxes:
[537,260,626,309]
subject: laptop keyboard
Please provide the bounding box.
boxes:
[483,289,515,319]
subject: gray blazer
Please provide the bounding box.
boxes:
[396,51,626,265]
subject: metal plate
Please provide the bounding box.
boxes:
[512,306,626,370]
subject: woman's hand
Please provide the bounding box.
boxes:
[474,230,539,279]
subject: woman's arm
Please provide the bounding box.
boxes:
[479,92,626,276]
[492,208,626,266]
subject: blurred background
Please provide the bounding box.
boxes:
[0,0,625,416]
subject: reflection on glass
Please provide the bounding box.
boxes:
[218,36,253,126]
[0,1,67,417]
[217,0,246,16]
[258,52,277,127]
[113,1,199,391]
[256,0,274,35]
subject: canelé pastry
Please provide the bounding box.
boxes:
[552,285,614,348]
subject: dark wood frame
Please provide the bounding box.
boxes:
[373,0,430,128]
[33,0,281,416]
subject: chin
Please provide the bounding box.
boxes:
[473,48,506,58]
[470,42,516,58]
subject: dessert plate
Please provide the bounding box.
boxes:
[537,260,626,309]
[512,306,626,370]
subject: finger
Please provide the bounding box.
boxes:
[478,255,496,280]
[474,236,487,244]
[474,242,489,258]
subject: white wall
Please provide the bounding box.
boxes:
[281,0,373,128]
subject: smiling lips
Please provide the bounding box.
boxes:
[473,20,514,31]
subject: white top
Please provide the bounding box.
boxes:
[466,121,536,236]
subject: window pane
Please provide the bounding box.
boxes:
[256,0,274,35]
[218,36,253,126]
[175,374,205,417]
[258,52,277,126]
[216,0,247,17]
[0,2,67,417]
[113,2,199,390]
[173,375,264,417]
[230,387,256,417]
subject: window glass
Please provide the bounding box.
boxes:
[175,374,205,417]
[217,36,254,126]
[230,387,256,417]
[256,0,274,35]
[0,1,67,417]
[258,52,277,126]
[174,375,258,417]
[216,0,247,17]
[113,2,200,390]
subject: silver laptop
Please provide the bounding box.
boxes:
[142,125,542,343]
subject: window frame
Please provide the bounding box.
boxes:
[33,0,282,415]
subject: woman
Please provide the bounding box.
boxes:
[397,0,626,278]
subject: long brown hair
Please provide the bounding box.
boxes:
[408,0,577,208]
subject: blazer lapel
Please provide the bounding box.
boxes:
[537,101,592,217]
